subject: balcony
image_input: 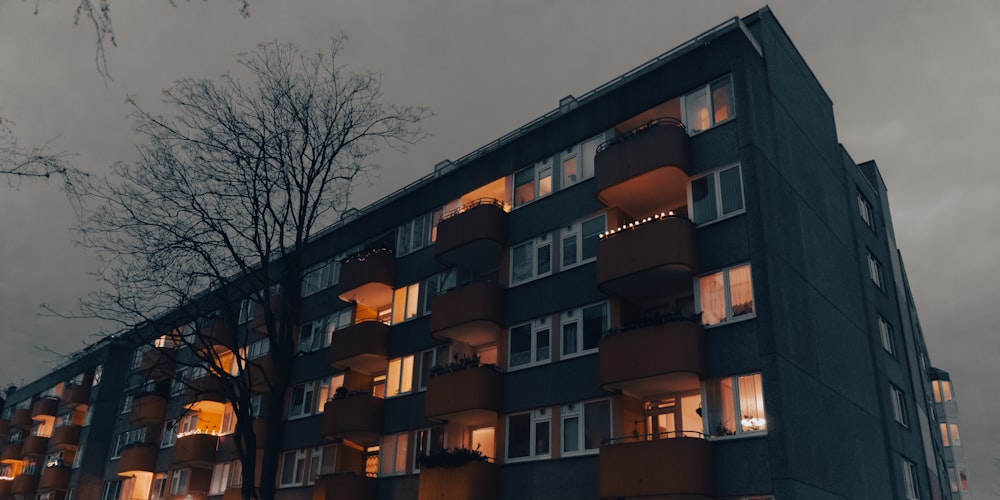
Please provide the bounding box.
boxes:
[129,393,167,427]
[31,398,58,419]
[313,473,377,500]
[23,435,49,456]
[337,247,396,307]
[429,282,505,347]
[595,118,691,218]
[599,318,706,399]
[11,409,32,428]
[417,461,499,500]
[173,433,219,467]
[425,365,502,427]
[199,318,236,351]
[599,436,713,499]
[0,441,22,461]
[321,394,385,446]
[184,374,228,404]
[12,474,39,496]
[596,215,697,307]
[435,200,508,270]
[329,321,390,374]
[48,425,82,451]
[139,347,176,382]
[39,465,71,491]
[251,296,284,335]
[60,384,90,407]
[118,443,158,475]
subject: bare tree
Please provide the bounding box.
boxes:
[71,38,428,500]
[0,117,84,187]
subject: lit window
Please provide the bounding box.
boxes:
[210,462,232,495]
[949,423,961,447]
[510,235,552,285]
[939,423,950,447]
[948,467,958,493]
[878,316,894,355]
[890,385,908,427]
[698,264,755,326]
[561,400,611,455]
[561,302,608,358]
[306,447,323,485]
[508,317,551,369]
[418,345,450,391]
[858,192,874,230]
[513,159,553,207]
[413,426,446,472]
[560,214,606,269]
[960,468,969,492]
[704,373,766,438]
[506,408,551,461]
[901,458,919,500]
[379,433,408,476]
[690,164,744,225]
[392,282,421,324]
[932,380,953,403]
[683,76,734,133]
[561,154,578,188]
[315,375,343,413]
[169,469,189,495]
[386,355,414,398]
[279,449,306,487]
[867,252,885,289]
[101,480,124,500]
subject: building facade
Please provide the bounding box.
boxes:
[0,7,964,500]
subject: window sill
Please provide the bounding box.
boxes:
[687,116,735,137]
[504,455,551,464]
[694,209,745,230]
[706,430,767,442]
[702,313,756,329]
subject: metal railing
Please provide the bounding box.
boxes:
[440,197,507,222]
[597,117,685,154]
[603,429,706,446]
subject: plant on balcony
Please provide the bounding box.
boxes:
[606,306,701,337]
[429,353,498,377]
[415,447,488,469]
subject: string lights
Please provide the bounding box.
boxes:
[598,211,677,239]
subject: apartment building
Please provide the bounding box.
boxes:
[0,7,963,500]
[929,369,972,499]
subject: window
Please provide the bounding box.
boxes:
[423,269,458,314]
[867,252,885,289]
[704,373,766,438]
[507,408,551,461]
[305,446,324,485]
[878,316,894,355]
[101,480,123,500]
[413,426,446,472]
[510,235,552,285]
[289,383,316,420]
[932,380,953,403]
[508,317,551,369]
[397,211,439,256]
[301,259,340,297]
[683,76,734,133]
[392,282,421,324]
[561,150,579,188]
[161,420,176,448]
[690,165,744,225]
[698,264,755,326]
[315,376,343,413]
[131,345,149,371]
[949,423,961,447]
[561,302,608,358]
[901,458,919,500]
[561,400,611,455]
[121,393,134,414]
[298,310,351,354]
[279,449,307,487]
[513,159,553,207]
[858,192,874,230]
[560,214,606,269]
[890,385,908,427]
[386,355,415,397]
[169,469,189,495]
[72,445,84,468]
[418,345,450,390]
[210,462,232,495]
[110,434,124,459]
[379,433,408,476]
[150,473,167,500]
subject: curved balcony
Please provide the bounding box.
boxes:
[11,409,32,428]
[321,394,385,446]
[435,200,508,271]
[595,118,691,218]
[417,461,499,500]
[0,419,8,439]
[599,436,713,499]
[48,425,82,451]
[0,479,11,497]
[329,321,389,374]
[425,365,502,428]
[314,473,377,500]
[173,433,219,467]
[184,374,228,405]
[23,435,49,457]
[31,398,58,419]
[12,474,39,496]
[596,215,697,307]
[337,248,396,307]
[139,347,176,383]
[60,384,90,407]
[129,393,167,427]
[0,441,22,461]
[118,443,158,475]
[599,318,706,399]
[198,318,236,351]
[429,282,505,347]
[39,465,71,491]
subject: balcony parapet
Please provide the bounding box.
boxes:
[0,419,8,439]
[0,441,23,461]
[596,118,691,218]
[12,473,40,496]
[61,384,90,408]
[425,364,502,427]
[139,347,176,382]
[599,317,706,398]
[11,409,32,429]
[0,479,11,497]
[329,320,390,374]
[429,281,505,347]
[31,398,58,419]
[321,393,385,446]
[251,296,285,335]
[23,435,50,457]
[129,393,167,427]
[118,443,158,475]
[313,473,377,500]
[173,433,219,467]
[48,425,82,451]
[435,199,509,270]
[198,318,237,351]
[417,460,499,500]
[337,247,396,307]
[39,465,71,491]
[599,434,713,499]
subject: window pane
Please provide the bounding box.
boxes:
[386,359,401,397]
[535,420,550,455]
[950,424,961,446]
[562,416,579,453]
[400,356,413,394]
[737,374,766,432]
[511,242,533,283]
[281,452,297,484]
[562,156,578,186]
[536,243,551,275]
[412,215,426,250]
[514,167,535,206]
[706,377,735,437]
[684,87,710,132]
[380,437,396,475]
[392,287,406,324]
[562,235,577,267]
[396,222,410,255]
[940,423,950,447]
[562,322,578,355]
[581,216,605,260]
[535,328,550,362]
[698,271,726,325]
[584,400,611,450]
[718,166,744,215]
[394,434,407,473]
[582,304,606,351]
[405,283,420,320]
[419,350,434,388]
[691,175,717,224]
[729,265,754,318]
[711,78,734,123]
[507,414,530,458]
[538,163,552,197]
[509,325,532,367]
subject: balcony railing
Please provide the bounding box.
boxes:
[595,118,691,218]
[435,198,508,270]
[329,320,390,374]
[417,460,499,500]
[599,432,713,498]
[48,425,82,450]
[321,393,385,446]
[118,443,158,474]
[599,316,706,398]
[425,364,502,427]
[30,398,58,419]
[429,281,505,347]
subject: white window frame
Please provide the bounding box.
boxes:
[288,382,316,420]
[902,458,919,500]
[696,263,756,327]
[423,269,458,315]
[878,316,894,355]
[559,214,606,270]
[867,251,885,289]
[560,302,609,359]
[161,420,177,448]
[385,355,415,398]
[210,462,232,495]
[506,408,551,462]
[379,432,409,477]
[412,426,446,473]
[169,469,189,495]
[704,373,767,439]
[72,445,84,468]
[397,211,438,257]
[101,480,123,500]
[279,449,307,488]
[301,259,340,297]
[512,159,553,208]
[510,234,552,286]
[418,345,450,391]
[560,399,611,456]
[890,384,908,428]
[858,192,874,230]
[131,345,149,371]
[392,282,422,324]
[682,75,735,134]
[689,163,745,226]
[508,316,551,370]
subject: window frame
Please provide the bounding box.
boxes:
[412,426,446,473]
[867,251,885,290]
[379,432,409,477]
[505,408,551,462]
[510,234,553,286]
[508,316,551,371]
[559,214,606,270]
[169,468,190,496]
[560,301,609,359]
[513,158,554,208]
[385,355,415,398]
[560,399,612,456]
[857,191,875,231]
[279,449,307,488]
[704,372,767,439]
[392,282,422,324]
[301,258,340,297]
[901,458,919,500]
[696,263,756,327]
[890,384,908,428]
[877,316,894,355]
[682,75,735,134]
[689,163,745,226]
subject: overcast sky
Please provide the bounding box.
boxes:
[1,0,997,493]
